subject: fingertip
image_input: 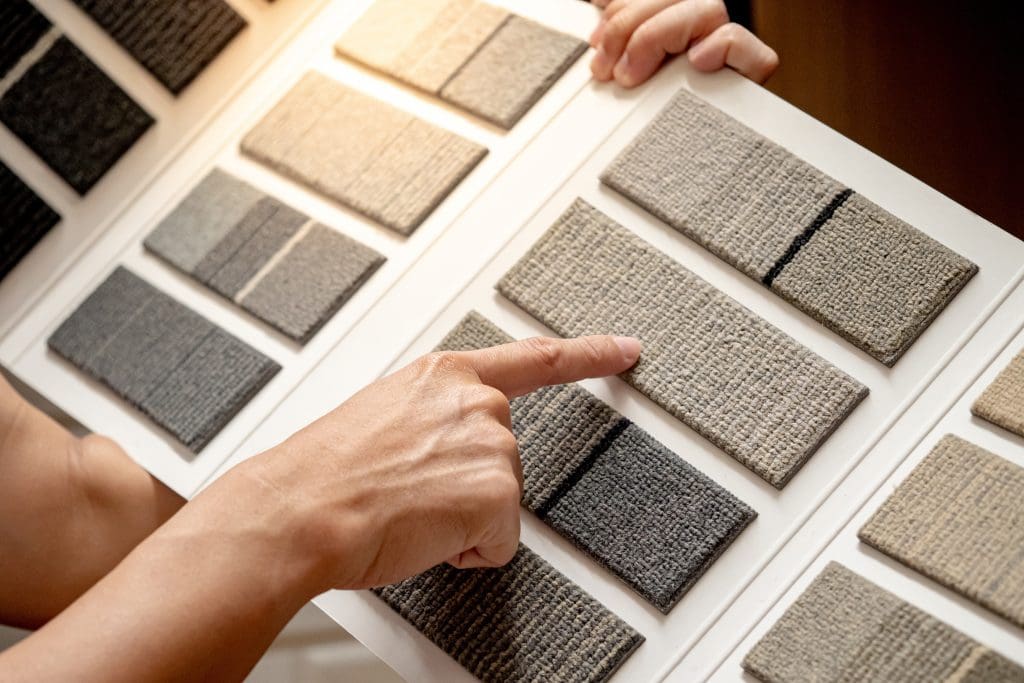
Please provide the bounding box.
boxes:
[591,44,614,80]
[613,336,642,366]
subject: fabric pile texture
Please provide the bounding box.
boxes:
[373,543,643,683]
[0,160,60,281]
[601,88,978,366]
[971,349,1024,438]
[241,72,486,236]
[497,199,868,489]
[742,562,1024,682]
[335,0,586,129]
[144,169,385,344]
[48,267,280,451]
[858,434,1024,629]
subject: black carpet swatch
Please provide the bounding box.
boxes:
[0,161,60,281]
[0,0,52,79]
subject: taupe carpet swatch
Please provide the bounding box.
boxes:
[972,349,1024,438]
[1,160,60,281]
[374,543,643,683]
[742,562,1024,683]
[435,311,756,612]
[335,0,586,129]
[497,199,867,489]
[240,72,486,235]
[858,434,1024,628]
[601,88,978,367]
[48,267,279,451]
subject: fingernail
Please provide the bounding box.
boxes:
[613,53,635,87]
[591,45,612,79]
[613,336,642,364]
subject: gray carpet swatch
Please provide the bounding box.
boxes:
[71,0,246,95]
[374,543,643,683]
[240,72,486,236]
[742,562,1024,683]
[971,349,1024,438]
[497,199,867,489]
[1,160,60,281]
[601,88,978,367]
[0,0,52,80]
[858,435,1024,629]
[435,311,756,612]
[47,266,280,451]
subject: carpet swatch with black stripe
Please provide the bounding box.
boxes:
[0,160,60,281]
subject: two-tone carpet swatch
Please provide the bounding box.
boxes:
[972,349,1024,438]
[858,435,1024,628]
[70,0,246,94]
[374,544,643,682]
[435,311,756,612]
[241,72,486,236]
[497,199,867,489]
[0,0,153,194]
[0,160,60,281]
[48,267,280,451]
[742,562,1024,682]
[335,0,586,129]
[144,169,385,344]
[601,88,978,366]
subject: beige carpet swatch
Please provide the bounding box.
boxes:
[972,348,1024,438]
[859,434,1024,629]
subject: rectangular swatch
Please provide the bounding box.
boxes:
[972,349,1024,438]
[497,199,867,489]
[144,169,385,344]
[70,0,246,95]
[742,562,1024,683]
[0,0,52,79]
[601,88,978,366]
[48,267,280,451]
[1,160,60,281]
[858,434,1024,628]
[436,312,756,612]
[241,72,486,235]
[374,544,643,683]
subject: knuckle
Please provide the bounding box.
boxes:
[524,336,563,376]
[700,0,730,25]
[417,350,460,377]
[601,13,632,47]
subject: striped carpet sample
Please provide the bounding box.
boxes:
[497,199,867,489]
[742,562,1024,682]
[70,0,247,94]
[144,169,385,344]
[601,88,977,367]
[436,312,756,612]
[48,267,279,451]
[972,349,1024,438]
[241,72,486,235]
[0,160,60,281]
[858,435,1024,628]
[374,544,643,683]
[335,0,586,129]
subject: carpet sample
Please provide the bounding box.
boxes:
[601,88,977,367]
[742,562,1024,683]
[0,0,52,80]
[374,544,643,683]
[972,349,1024,438]
[435,312,756,612]
[0,160,60,281]
[48,267,280,451]
[240,72,486,235]
[858,434,1024,628]
[497,199,867,489]
[70,0,246,95]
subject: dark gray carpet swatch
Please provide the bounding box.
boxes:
[742,562,1024,683]
[47,266,280,451]
[497,199,867,489]
[0,0,52,79]
[0,35,154,195]
[0,160,60,281]
[71,0,246,95]
[373,543,643,683]
[435,312,756,613]
[601,88,978,367]
[858,435,1024,629]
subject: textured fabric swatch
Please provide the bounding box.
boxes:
[48,267,280,451]
[742,562,1024,683]
[497,199,867,489]
[0,0,52,80]
[0,34,154,195]
[70,0,246,95]
[241,72,486,235]
[601,88,978,366]
[858,435,1024,628]
[971,349,1024,438]
[436,312,756,612]
[374,544,643,683]
[0,160,60,281]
